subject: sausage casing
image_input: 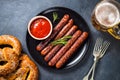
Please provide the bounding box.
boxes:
[44,25,77,62]
[48,30,82,66]
[56,32,88,68]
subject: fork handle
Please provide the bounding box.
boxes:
[83,62,96,80]
[90,60,98,80]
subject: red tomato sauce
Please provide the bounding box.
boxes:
[30,18,51,38]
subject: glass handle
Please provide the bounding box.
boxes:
[107,24,120,39]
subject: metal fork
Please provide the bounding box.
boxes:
[90,40,110,80]
[83,38,110,80]
[83,38,103,80]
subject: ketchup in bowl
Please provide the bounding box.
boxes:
[28,16,52,40]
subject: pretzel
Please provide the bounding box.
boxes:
[0,47,19,76]
[0,77,6,80]
[0,35,38,79]
[0,35,22,55]
[4,54,39,80]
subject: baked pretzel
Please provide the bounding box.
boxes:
[0,35,22,55]
[0,77,6,80]
[0,47,19,76]
[4,54,39,80]
[0,35,38,79]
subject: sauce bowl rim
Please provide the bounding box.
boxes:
[28,16,53,40]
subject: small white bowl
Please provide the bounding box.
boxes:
[28,16,53,40]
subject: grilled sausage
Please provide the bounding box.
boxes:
[56,32,88,68]
[55,19,73,40]
[41,19,73,56]
[36,14,70,51]
[48,30,82,66]
[44,25,78,62]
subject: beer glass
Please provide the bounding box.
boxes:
[91,0,120,39]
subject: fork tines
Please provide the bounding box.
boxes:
[93,37,103,53]
[100,40,110,57]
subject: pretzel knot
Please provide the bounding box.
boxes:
[18,54,38,80]
[0,35,21,76]
[0,54,39,80]
[0,47,19,76]
[0,35,22,55]
[0,35,38,79]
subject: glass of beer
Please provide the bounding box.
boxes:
[91,0,120,39]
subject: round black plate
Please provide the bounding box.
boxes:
[26,7,90,70]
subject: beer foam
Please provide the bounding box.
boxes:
[95,2,119,27]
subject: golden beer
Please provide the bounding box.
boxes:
[91,0,120,39]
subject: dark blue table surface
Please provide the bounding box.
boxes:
[0,0,120,80]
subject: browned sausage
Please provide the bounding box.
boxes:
[56,32,88,68]
[41,19,73,56]
[55,19,73,40]
[36,14,70,51]
[65,25,78,36]
[48,30,82,66]
[44,25,78,62]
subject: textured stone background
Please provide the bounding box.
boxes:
[0,0,120,80]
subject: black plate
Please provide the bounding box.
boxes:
[26,7,90,70]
